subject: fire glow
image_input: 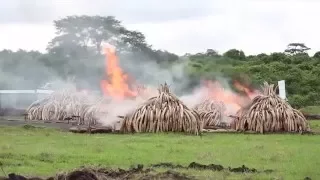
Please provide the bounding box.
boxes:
[100,44,137,101]
[99,44,261,115]
[202,80,261,115]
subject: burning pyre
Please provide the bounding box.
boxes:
[26,44,152,126]
[120,83,202,135]
[25,43,310,134]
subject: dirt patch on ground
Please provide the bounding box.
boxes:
[151,162,274,173]
[0,162,275,180]
[0,165,193,180]
[50,165,193,180]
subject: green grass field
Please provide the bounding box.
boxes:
[300,106,320,114]
[0,121,320,180]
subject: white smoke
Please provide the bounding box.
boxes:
[96,98,144,128]
[179,87,206,108]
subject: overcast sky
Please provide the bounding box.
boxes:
[0,0,319,55]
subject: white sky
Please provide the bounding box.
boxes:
[0,0,318,55]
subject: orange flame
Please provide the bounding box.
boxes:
[100,44,137,100]
[204,81,241,114]
[203,80,261,116]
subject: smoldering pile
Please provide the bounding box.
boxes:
[120,83,203,135]
[26,88,108,126]
[193,99,227,128]
[233,82,310,133]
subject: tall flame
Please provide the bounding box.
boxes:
[100,44,137,100]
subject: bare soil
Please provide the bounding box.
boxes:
[0,162,274,180]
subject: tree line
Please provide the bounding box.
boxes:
[0,15,319,108]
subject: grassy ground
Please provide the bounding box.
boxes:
[300,106,320,114]
[0,121,320,180]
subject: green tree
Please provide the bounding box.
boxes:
[285,43,311,55]
[223,49,246,60]
[47,16,122,53]
[313,51,320,59]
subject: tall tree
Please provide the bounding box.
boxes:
[47,16,122,55]
[205,49,219,56]
[44,15,180,89]
[223,49,246,60]
[47,15,157,57]
[284,43,311,55]
[313,51,320,59]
